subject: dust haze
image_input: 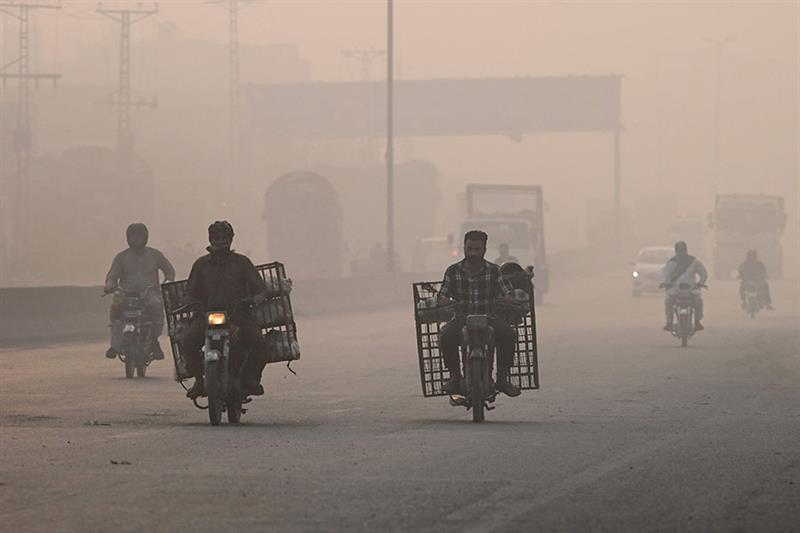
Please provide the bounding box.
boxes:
[0,1,797,285]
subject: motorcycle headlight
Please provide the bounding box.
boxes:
[632,271,639,278]
[207,312,227,326]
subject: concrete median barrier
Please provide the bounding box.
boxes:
[0,272,436,348]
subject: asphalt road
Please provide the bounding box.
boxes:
[2,275,798,532]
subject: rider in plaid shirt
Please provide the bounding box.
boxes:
[440,256,514,315]
[437,230,521,397]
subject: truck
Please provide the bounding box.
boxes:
[264,171,344,279]
[461,184,548,302]
[708,194,786,279]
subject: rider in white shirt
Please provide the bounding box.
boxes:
[661,241,708,331]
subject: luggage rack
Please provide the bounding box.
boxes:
[412,281,539,397]
[161,261,299,382]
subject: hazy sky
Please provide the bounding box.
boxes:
[8,1,797,81]
[1,1,798,284]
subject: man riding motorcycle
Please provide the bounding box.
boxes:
[738,249,774,310]
[661,241,708,331]
[181,221,271,400]
[104,223,175,360]
[437,230,521,398]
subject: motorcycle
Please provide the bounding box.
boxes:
[742,280,763,319]
[663,282,706,347]
[173,297,255,426]
[450,314,497,423]
[109,287,156,379]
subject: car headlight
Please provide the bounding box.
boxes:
[207,312,227,326]
[632,271,639,278]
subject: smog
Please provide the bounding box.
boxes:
[0,2,798,532]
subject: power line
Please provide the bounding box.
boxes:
[208,0,260,204]
[96,2,157,155]
[0,0,62,276]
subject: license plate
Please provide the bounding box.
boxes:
[123,323,136,333]
[678,308,689,315]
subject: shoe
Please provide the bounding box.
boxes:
[496,371,521,397]
[105,347,118,359]
[186,377,206,399]
[242,376,264,396]
[151,341,165,361]
[694,322,704,331]
[150,339,164,361]
[443,374,462,395]
[766,305,775,311]
[663,324,673,332]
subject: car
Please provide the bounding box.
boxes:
[631,246,673,296]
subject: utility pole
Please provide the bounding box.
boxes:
[208,0,259,207]
[0,0,61,276]
[97,3,158,155]
[706,35,736,194]
[385,0,395,272]
[343,47,386,161]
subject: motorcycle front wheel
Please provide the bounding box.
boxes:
[469,353,486,423]
[678,314,690,347]
[206,363,223,426]
[124,356,135,379]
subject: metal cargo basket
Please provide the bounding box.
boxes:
[161,261,300,382]
[412,281,540,397]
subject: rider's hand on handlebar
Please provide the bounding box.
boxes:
[658,283,672,289]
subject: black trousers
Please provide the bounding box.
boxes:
[439,316,517,374]
[180,316,269,381]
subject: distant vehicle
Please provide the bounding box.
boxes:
[708,194,786,279]
[412,235,459,273]
[631,246,673,297]
[669,215,709,260]
[111,287,157,379]
[462,184,548,303]
[664,282,705,348]
[264,171,344,280]
[742,280,764,319]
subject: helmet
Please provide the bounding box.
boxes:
[674,241,688,255]
[126,223,148,248]
[499,261,531,293]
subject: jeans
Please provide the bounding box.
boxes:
[439,316,517,374]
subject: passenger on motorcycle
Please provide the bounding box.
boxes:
[661,241,708,331]
[181,221,271,400]
[494,242,519,265]
[104,223,175,360]
[437,230,521,398]
[738,250,773,310]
